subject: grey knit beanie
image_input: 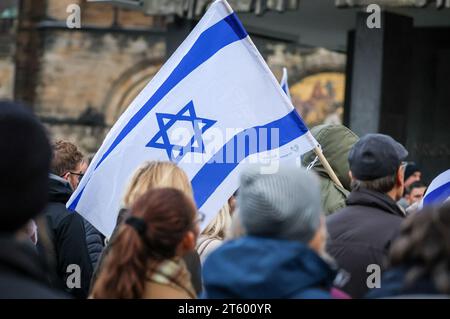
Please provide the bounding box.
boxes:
[238,165,322,243]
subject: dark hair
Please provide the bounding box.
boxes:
[90,188,197,299]
[406,181,427,194]
[404,162,421,181]
[51,140,84,176]
[388,203,450,294]
[351,174,397,194]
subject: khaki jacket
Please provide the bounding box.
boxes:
[302,124,359,215]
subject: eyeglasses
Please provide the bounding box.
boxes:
[195,211,205,224]
[69,171,84,182]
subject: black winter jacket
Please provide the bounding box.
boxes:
[40,175,103,298]
[83,219,105,271]
[0,237,69,299]
[326,188,405,298]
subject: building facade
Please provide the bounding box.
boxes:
[2,0,345,153]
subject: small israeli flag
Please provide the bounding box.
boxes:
[280,67,292,101]
[421,169,450,208]
[67,0,318,237]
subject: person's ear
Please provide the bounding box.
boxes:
[179,231,196,255]
[396,166,405,199]
[61,172,70,181]
[397,166,405,188]
[348,171,353,181]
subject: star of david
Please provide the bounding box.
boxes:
[147,100,216,161]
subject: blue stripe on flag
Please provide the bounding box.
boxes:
[191,110,308,208]
[68,186,84,211]
[94,13,247,172]
[68,13,247,212]
[423,181,450,206]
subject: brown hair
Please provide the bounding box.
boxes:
[90,188,197,299]
[388,203,450,294]
[51,140,84,176]
[351,174,397,194]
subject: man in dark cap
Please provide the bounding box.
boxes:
[0,100,68,298]
[326,133,408,298]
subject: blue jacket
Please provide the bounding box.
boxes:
[202,236,336,299]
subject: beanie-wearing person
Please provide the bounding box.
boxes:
[404,162,422,190]
[398,162,422,209]
[202,165,337,299]
[0,101,68,299]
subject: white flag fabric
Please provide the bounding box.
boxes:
[420,169,450,208]
[67,0,318,237]
[280,67,292,101]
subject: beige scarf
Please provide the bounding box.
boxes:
[148,257,196,298]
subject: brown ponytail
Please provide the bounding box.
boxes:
[90,187,197,298]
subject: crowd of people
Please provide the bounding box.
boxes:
[0,100,448,299]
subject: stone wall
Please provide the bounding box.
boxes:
[13,0,345,154]
[35,31,165,121]
[15,0,167,153]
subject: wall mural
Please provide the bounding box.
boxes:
[289,72,345,127]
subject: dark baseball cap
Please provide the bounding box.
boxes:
[348,133,408,181]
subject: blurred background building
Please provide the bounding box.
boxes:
[0,0,449,181]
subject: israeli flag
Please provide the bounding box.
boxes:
[421,169,450,208]
[280,67,292,101]
[67,0,318,237]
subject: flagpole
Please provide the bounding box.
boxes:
[313,146,344,188]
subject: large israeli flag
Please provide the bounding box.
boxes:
[421,169,450,208]
[67,0,318,237]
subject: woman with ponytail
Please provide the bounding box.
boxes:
[90,161,203,294]
[90,188,200,299]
